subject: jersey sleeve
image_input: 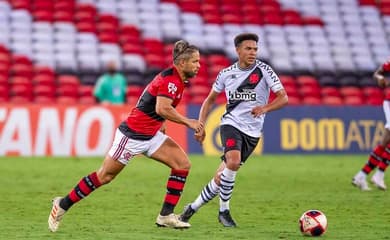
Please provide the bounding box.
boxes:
[157,77,180,100]
[212,71,225,93]
[263,65,284,93]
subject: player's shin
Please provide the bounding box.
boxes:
[60,171,102,210]
[160,169,189,216]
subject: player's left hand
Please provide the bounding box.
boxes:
[251,106,266,117]
[194,129,206,144]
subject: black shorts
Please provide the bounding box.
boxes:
[220,124,260,164]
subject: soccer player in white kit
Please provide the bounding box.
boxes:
[352,60,390,191]
[179,33,288,227]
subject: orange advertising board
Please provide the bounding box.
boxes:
[0,104,187,156]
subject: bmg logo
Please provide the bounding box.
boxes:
[228,89,256,101]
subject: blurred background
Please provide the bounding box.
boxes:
[0,0,389,156]
[2,0,390,105]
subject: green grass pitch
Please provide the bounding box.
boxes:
[0,154,388,239]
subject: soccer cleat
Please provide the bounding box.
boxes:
[218,210,237,227]
[48,197,66,232]
[156,213,191,229]
[352,177,371,191]
[371,174,387,190]
[179,204,196,222]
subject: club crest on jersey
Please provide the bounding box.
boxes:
[228,89,256,101]
[249,74,259,84]
[168,82,177,94]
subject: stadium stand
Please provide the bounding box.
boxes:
[0,0,389,105]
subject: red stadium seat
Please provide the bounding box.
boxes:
[35,95,56,104]
[283,9,303,25]
[11,64,34,79]
[321,87,341,97]
[222,13,243,24]
[122,43,144,55]
[57,96,78,104]
[144,54,166,69]
[0,85,9,101]
[302,96,322,105]
[11,0,31,10]
[180,2,201,13]
[33,10,53,22]
[58,75,80,88]
[202,13,223,24]
[344,96,364,105]
[366,96,384,105]
[98,32,119,43]
[79,85,94,97]
[79,96,96,104]
[54,1,75,13]
[302,17,324,26]
[98,14,119,27]
[263,13,284,25]
[33,74,56,87]
[10,96,32,104]
[299,85,321,98]
[76,3,97,18]
[10,84,33,101]
[126,85,144,98]
[0,75,8,88]
[283,84,299,97]
[13,55,33,66]
[339,86,363,98]
[296,75,319,87]
[359,0,376,5]
[34,85,56,98]
[322,96,343,106]
[143,39,165,55]
[288,96,301,105]
[54,11,73,22]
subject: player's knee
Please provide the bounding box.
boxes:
[214,175,221,185]
[178,159,191,170]
[225,159,241,171]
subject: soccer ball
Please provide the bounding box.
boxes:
[299,210,327,237]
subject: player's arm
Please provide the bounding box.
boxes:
[251,89,288,117]
[156,96,203,132]
[199,90,219,124]
[374,65,387,88]
[194,90,219,143]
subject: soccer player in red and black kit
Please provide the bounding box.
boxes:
[48,40,204,231]
[352,60,390,191]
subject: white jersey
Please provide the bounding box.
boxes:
[212,60,284,138]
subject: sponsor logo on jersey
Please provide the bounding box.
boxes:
[228,89,256,101]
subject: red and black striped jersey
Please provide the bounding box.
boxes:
[120,66,185,140]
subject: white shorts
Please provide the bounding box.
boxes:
[108,129,169,165]
[384,100,390,130]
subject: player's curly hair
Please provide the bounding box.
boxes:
[173,40,199,65]
[234,33,259,47]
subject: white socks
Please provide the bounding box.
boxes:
[219,168,237,212]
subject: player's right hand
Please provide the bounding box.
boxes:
[187,119,204,133]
